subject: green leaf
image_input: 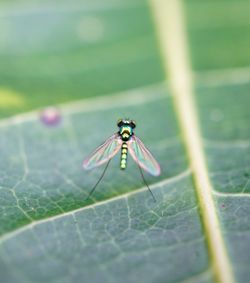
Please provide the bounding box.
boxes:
[0,1,249,283]
[0,0,163,118]
[0,88,213,283]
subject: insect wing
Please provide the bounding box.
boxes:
[128,136,161,176]
[83,134,122,170]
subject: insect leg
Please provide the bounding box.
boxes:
[84,159,111,201]
[137,163,156,202]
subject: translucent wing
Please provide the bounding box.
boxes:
[128,135,161,176]
[83,133,122,170]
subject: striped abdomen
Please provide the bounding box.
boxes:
[120,142,128,170]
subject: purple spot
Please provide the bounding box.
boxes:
[221,203,225,208]
[40,107,62,126]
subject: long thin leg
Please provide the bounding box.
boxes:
[84,159,111,201]
[137,164,156,202]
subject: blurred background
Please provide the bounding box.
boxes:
[0,0,248,118]
[0,0,164,118]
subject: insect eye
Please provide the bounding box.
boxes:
[131,120,136,128]
[117,119,123,127]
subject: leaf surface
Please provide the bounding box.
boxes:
[0,1,249,283]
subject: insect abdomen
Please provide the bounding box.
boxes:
[120,143,128,170]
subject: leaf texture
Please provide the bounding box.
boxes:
[0,0,249,283]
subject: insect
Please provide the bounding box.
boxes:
[83,119,161,201]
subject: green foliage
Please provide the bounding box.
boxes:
[0,1,163,117]
[0,0,249,283]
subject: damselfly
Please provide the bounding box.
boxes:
[83,119,161,201]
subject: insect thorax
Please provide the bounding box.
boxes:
[119,125,133,141]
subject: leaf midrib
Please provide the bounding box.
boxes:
[149,1,235,283]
